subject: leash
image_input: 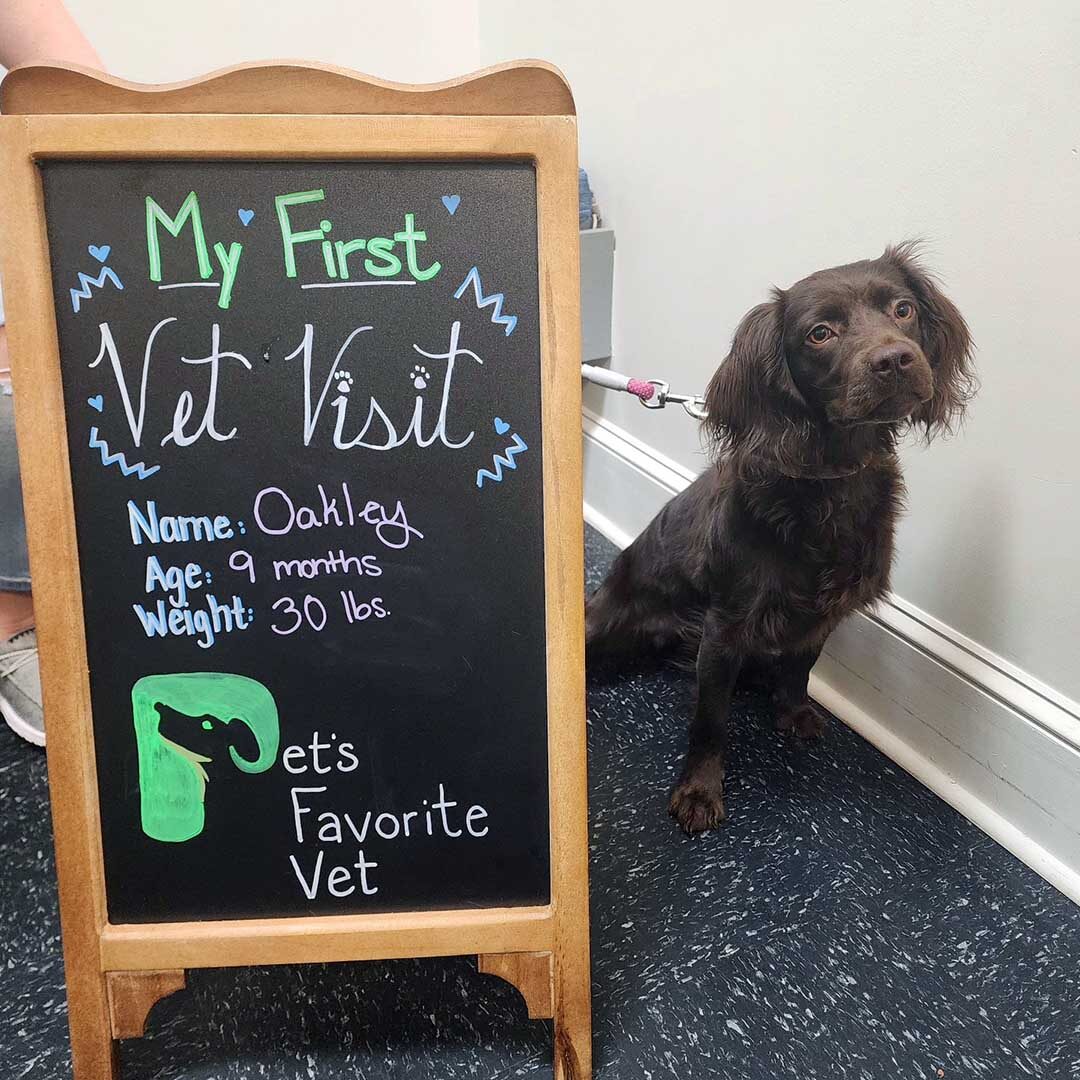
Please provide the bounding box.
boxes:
[580,363,883,480]
[581,363,708,420]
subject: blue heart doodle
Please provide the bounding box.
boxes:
[494,417,510,435]
[88,245,110,263]
[87,395,104,412]
[238,209,255,226]
[441,195,461,216]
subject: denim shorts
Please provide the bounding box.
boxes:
[0,387,31,592]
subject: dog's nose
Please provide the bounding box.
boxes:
[868,344,917,376]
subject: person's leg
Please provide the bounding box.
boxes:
[0,328,33,609]
[0,587,33,641]
[0,5,100,749]
[0,325,44,745]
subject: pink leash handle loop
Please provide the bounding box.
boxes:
[625,378,656,402]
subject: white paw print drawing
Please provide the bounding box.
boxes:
[411,364,430,390]
[336,371,354,395]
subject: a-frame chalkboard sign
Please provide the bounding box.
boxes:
[0,60,589,1079]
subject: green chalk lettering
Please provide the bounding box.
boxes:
[334,238,367,279]
[363,236,402,278]
[146,191,212,283]
[275,188,327,278]
[394,213,440,281]
[213,241,242,310]
[320,240,338,278]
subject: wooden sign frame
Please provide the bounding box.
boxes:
[0,61,589,1080]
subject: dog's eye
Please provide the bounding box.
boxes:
[894,301,914,319]
[807,324,834,345]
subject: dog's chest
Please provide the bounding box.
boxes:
[743,470,900,646]
[807,479,898,617]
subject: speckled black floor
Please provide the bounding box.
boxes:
[3,527,1079,1079]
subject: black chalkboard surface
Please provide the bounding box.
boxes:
[41,161,549,923]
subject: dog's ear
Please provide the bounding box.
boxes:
[886,242,977,437]
[704,297,804,451]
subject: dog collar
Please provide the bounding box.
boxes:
[777,461,868,479]
[756,450,892,480]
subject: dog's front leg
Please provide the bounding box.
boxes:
[669,612,740,833]
[773,644,826,739]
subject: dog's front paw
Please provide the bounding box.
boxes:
[776,703,826,739]
[669,766,727,834]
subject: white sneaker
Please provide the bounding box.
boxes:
[0,628,44,746]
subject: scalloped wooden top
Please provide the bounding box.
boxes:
[0,59,575,117]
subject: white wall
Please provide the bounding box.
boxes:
[66,0,481,83]
[477,0,1080,703]
[48,1,1080,702]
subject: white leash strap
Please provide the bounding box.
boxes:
[581,363,708,420]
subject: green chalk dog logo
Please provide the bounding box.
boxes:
[132,673,280,843]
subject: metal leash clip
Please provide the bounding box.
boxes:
[580,363,709,421]
[640,380,709,420]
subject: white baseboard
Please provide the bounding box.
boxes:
[582,407,1080,906]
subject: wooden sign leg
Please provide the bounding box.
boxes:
[553,947,592,1080]
[64,962,119,1079]
[479,949,591,1079]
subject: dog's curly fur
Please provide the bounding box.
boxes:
[586,244,975,832]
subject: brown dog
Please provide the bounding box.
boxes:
[586,243,975,832]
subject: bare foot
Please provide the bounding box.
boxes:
[669,756,727,833]
[776,702,826,739]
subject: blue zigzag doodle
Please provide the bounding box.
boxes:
[89,427,160,480]
[70,266,123,313]
[477,434,528,488]
[454,266,517,336]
